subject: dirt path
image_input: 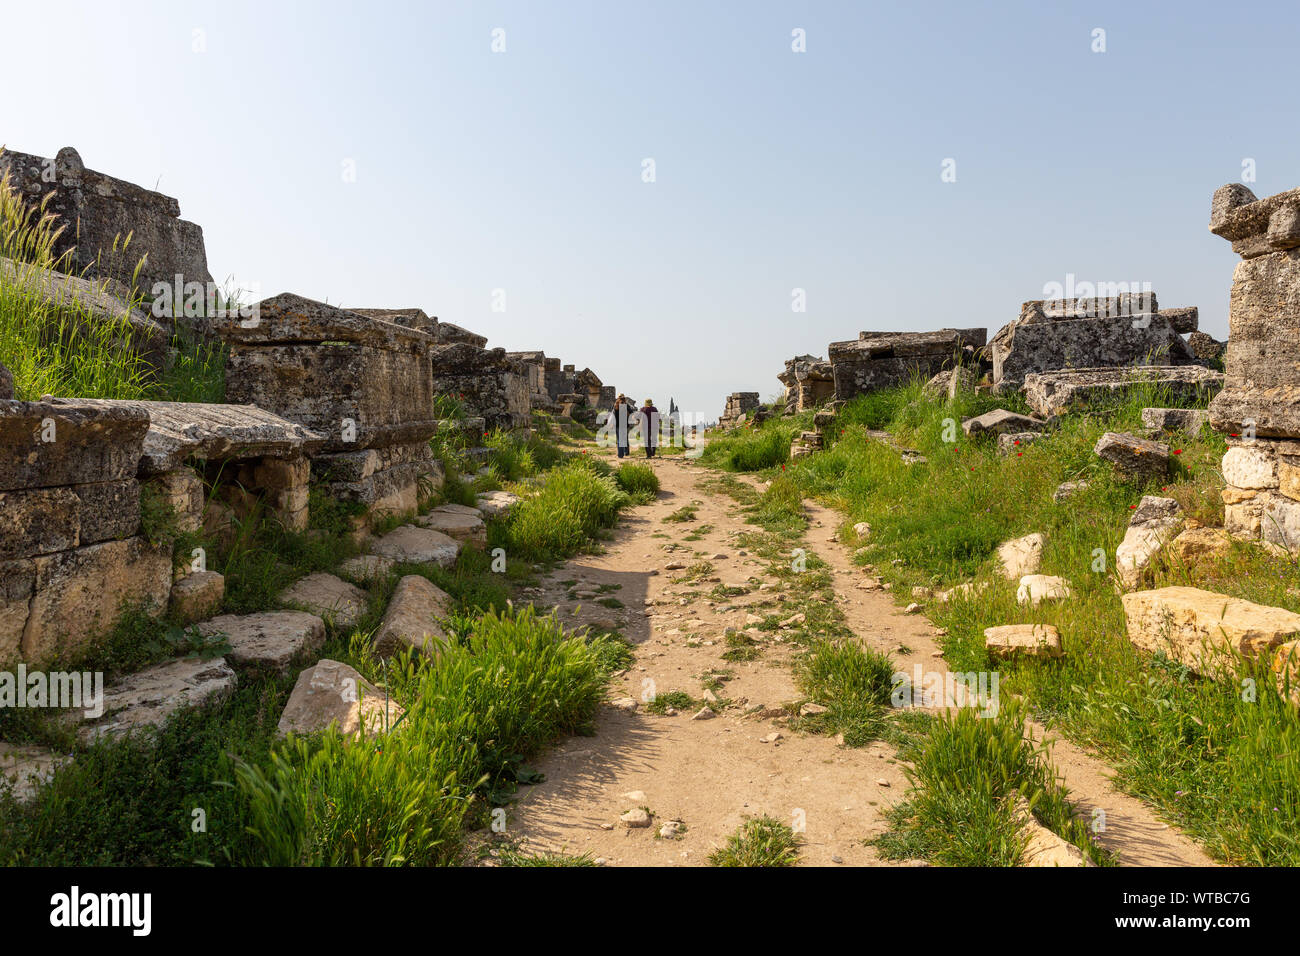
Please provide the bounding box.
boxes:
[499,453,1213,866]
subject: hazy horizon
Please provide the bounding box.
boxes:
[5,0,1299,417]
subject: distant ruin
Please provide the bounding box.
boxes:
[778,355,835,415]
[828,328,986,403]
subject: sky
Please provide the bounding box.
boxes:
[4,0,1299,419]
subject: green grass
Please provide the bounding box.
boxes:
[701,419,800,471]
[644,690,697,715]
[877,702,1109,867]
[772,378,1300,865]
[708,816,801,866]
[614,462,660,503]
[0,160,226,403]
[0,605,611,866]
[794,639,895,746]
[503,458,629,562]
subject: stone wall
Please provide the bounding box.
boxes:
[222,294,440,520]
[828,328,986,403]
[1207,183,1300,550]
[0,146,210,294]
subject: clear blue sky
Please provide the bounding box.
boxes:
[5,0,1298,419]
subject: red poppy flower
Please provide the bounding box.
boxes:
[1173,449,1182,455]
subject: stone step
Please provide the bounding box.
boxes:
[370,525,461,568]
[198,611,325,672]
[277,573,368,628]
[77,657,237,745]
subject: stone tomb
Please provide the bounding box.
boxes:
[1207,183,1300,550]
[1022,366,1223,418]
[0,146,211,294]
[222,293,441,520]
[0,400,169,665]
[719,392,760,427]
[828,328,986,402]
[65,398,326,535]
[988,294,1198,392]
[429,342,531,433]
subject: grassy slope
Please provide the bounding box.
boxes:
[707,378,1300,865]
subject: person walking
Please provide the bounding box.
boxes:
[611,393,636,458]
[639,398,661,458]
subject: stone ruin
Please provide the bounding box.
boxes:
[429,342,531,433]
[828,328,986,403]
[1023,365,1223,419]
[0,146,211,295]
[505,350,552,410]
[778,355,835,415]
[350,307,436,334]
[221,293,442,521]
[0,390,323,666]
[988,293,1201,392]
[351,309,531,435]
[719,392,760,427]
[1207,183,1300,550]
[1,400,165,665]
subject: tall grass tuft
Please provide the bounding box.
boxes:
[615,462,660,503]
[234,605,606,865]
[506,459,629,561]
[886,701,1106,866]
[701,420,798,471]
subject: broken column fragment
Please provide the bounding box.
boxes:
[1207,183,1300,551]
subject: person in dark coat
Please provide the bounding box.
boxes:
[639,398,661,458]
[611,393,636,457]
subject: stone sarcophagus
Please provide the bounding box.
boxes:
[0,146,211,295]
[0,400,170,665]
[1207,184,1300,550]
[988,295,1199,392]
[222,294,440,520]
[429,342,530,433]
[829,328,986,402]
